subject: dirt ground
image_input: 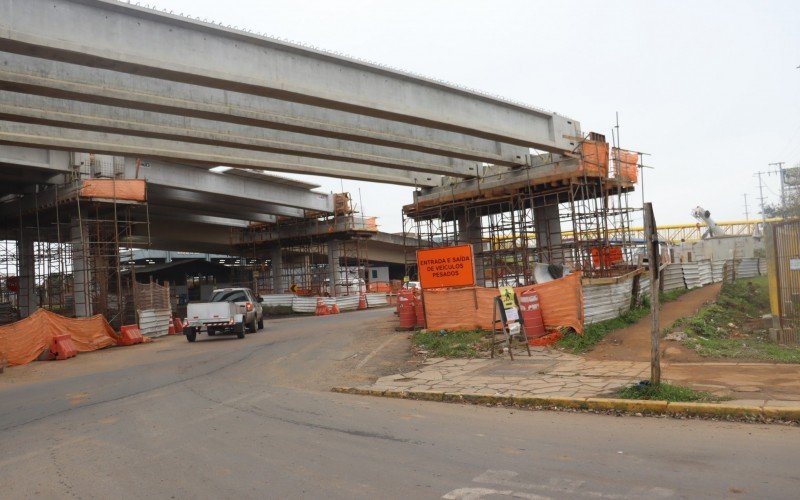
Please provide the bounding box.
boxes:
[585,283,722,363]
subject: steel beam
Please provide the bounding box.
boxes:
[0,89,484,178]
[0,0,581,153]
[0,121,440,187]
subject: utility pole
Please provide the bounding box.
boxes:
[756,171,767,222]
[743,193,750,220]
[769,162,786,210]
[643,203,660,385]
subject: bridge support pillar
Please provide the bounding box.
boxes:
[17,230,38,318]
[534,196,564,265]
[70,223,93,318]
[269,246,284,294]
[456,208,485,286]
[327,242,340,297]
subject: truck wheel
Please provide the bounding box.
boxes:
[257,317,264,330]
[236,323,245,339]
[247,317,257,334]
[185,327,197,342]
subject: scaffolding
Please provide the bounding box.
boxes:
[233,193,376,296]
[403,135,639,286]
[0,154,150,327]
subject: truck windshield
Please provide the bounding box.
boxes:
[210,290,248,302]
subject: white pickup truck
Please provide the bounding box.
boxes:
[183,287,264,342]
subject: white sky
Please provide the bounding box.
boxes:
[147,0,800,232]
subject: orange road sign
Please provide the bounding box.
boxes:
[416,245,476,289]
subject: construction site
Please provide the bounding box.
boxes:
[0,0,796,347]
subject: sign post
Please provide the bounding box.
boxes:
[643,203,661,385]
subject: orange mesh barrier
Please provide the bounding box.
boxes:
[581,141,609,178]
[612,148,638,183]
[423,273,584,333]
[515,273,584,334]
[80,179,147,202]
[0,309,119,366]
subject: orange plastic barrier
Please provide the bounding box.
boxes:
[118,325,144,346]
[0,309,118,366]
[423,273,584,334]
[50,334,78,360]
[80,179,147,202]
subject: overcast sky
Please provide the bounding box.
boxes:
[148,0,800,232]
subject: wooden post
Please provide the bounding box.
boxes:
[643,203,661,385]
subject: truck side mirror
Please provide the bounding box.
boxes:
[256,296,263,303]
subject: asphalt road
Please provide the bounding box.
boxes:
[1,309,798,499]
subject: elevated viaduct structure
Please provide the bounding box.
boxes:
[0,0,638,324]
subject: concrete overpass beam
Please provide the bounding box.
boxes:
[0,121,441,187]
[0,90,485,178]
[0,0,580,153]
[0,53,530,167]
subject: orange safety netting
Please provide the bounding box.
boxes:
[423,273,584,334]
[0,309,119,366]
[80,179,147,202]
[612,148,638,183]
[581,141,609,178]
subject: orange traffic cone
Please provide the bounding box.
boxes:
[358,293,367,310]
[329,303,341,315]
[315,297,329,316]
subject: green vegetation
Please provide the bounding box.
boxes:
[556,302,650,354]
[262,305,294,316]
[617,382,727,403]
[412,329,488,358]
[677,277,800,363]
[660,287,689,303]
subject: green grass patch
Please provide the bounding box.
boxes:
[617,382,726,402]
[262,305,294,316]
[557,304,650,354]
[412,329,487,358]
[677,277,800,363]
[660,287,690,303]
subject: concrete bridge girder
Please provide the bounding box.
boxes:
[0,57,527,167]
[0,0,581,154]
[0,89,488,178]
[0,121,441,187]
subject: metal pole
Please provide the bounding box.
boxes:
[769,162,786,211]
[643,202,661,385]
[743,193,750,221]
[756,171,767,222]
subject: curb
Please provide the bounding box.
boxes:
[331,387,800,423]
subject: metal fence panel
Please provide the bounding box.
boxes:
[138,308,171,338]
[366,293,389,307]
[583,281,633,324]
[662,264,686,292]
[261,294,294,307]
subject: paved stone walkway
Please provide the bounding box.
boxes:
[371,348,649,399]
[364,347,800,406]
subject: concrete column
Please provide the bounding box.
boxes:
[327,242,340,297]
[70,223,93,318]
[269,246,284,294]
[17,230,38,318]
[534,199,564,265]
[456,208,485,286]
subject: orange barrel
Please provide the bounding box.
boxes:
[519,289,546,341]
[398,290,417,329]
[414,293,426,329]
